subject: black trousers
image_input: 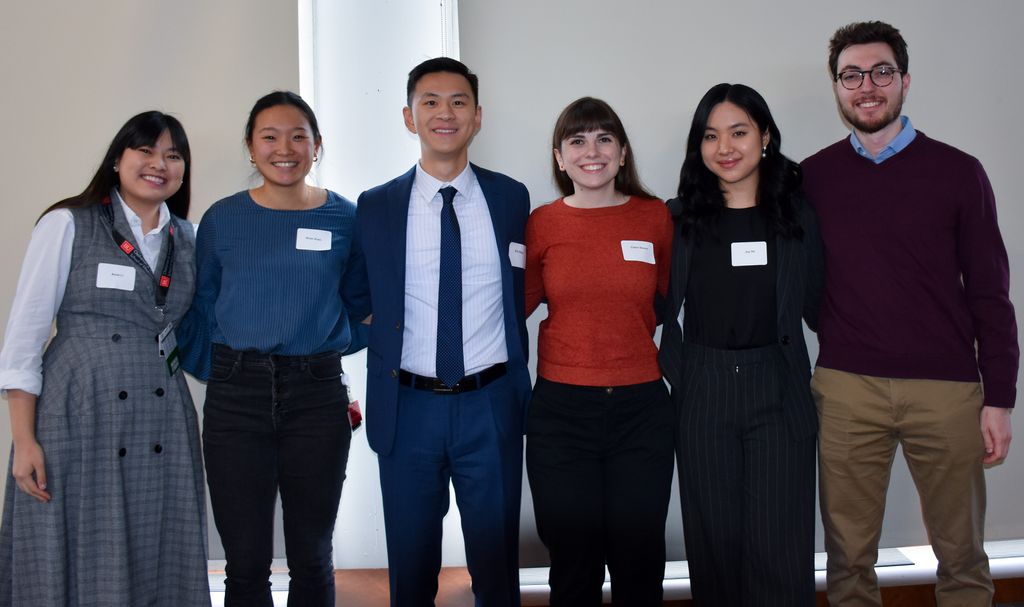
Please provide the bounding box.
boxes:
[203,344,352,607]
[526,377,675,607]
[675,343,815,607]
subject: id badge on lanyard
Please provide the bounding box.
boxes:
[158,322,180,376]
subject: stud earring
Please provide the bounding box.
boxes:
[761,146,767,158]
[313,154,319,162]
[248,156,255,165]
[113,164,119,172]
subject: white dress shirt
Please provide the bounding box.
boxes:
[0,192,171,395]
[401,162,508,377]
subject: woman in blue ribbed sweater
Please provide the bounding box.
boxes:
[182,91,370,607]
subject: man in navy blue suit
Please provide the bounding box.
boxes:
[356,57,531,607]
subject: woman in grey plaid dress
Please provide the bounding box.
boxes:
[0,112,210,606]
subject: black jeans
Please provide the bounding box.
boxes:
[203,344,351,607]
[526,377,675,607]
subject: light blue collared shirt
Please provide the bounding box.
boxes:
[849,115,916,164]
[401,162,508,377]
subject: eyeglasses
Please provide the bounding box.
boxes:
[835,65,903,90]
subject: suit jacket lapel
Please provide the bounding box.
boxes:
[473,164,512,283]
[387,167,416,287]
[775,236,795,326]
[670,234,694,332]
[659,218,692,391]
[473,164,509,253]
[472,164,524,362]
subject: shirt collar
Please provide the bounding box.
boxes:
[413,162,475,204]
[849,115,916,164]
[113,189,171,235]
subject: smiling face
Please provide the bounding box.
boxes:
[700,101,768,199]
[403,71,482,169]
[834,41,910,138]
[554,130,626,198]
[247,104,320,188]
[115,129,186,209]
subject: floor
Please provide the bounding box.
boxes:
[208,572,1024,607]
[208,539,1024,606]
[209,568,475,607]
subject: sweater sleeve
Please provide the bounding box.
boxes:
[524,208,546,317]
[653,201,673,326]
[958,159,1018,407]
[655,201,673,298]
[178,207,221,381]
[341,218,371,355]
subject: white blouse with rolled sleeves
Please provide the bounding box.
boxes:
[0,192,171,395]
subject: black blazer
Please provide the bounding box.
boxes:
[657,197,825,438]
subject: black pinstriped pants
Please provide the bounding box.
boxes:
[675,342,815,607]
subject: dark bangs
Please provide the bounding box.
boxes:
[116,112,191,219]
[552,99,622,146]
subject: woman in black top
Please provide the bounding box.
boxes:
[658,83,824,606]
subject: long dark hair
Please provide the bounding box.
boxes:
[677,83,803,240]
[41,111,191,221]
[551,97,654,199]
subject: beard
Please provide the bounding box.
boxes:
[839,90,905,134]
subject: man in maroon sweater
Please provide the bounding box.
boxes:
[802,21,1018,607]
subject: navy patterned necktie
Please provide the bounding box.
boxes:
[436,186,464,386]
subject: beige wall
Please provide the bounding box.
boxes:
[0,0,299,553]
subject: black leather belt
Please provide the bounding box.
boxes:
[399,363,507,394]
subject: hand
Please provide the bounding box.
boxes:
[981,405,1013,465]
[11,439,50,502]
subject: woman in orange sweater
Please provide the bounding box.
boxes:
[524,97,674,607]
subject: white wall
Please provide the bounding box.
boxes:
[457,0,1024,557]
[309,0,463,569]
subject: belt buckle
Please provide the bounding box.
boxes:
[433,384,456,394]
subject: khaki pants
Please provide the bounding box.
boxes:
[812,367,992,607]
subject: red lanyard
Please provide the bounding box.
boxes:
[100,196,175,308]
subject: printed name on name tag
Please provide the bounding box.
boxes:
[621,240,655,264]
[508,242,526,269]
[731,241,768,266]
[96,263,136,291]
[296,228,332,251]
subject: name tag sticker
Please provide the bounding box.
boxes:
[731,241,768,266]
[509,242,526,269]
[296,228,332,251]
[96,263,136,291]
[621,240,655,264]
